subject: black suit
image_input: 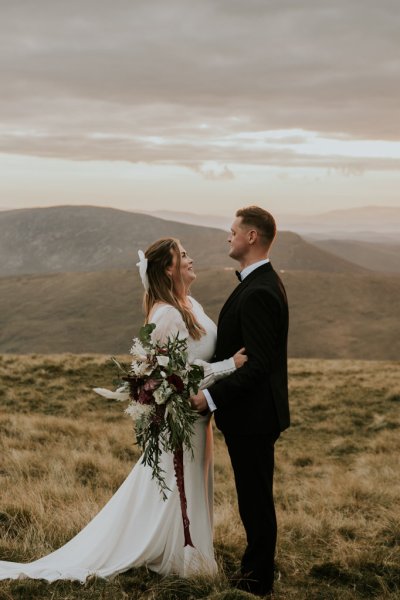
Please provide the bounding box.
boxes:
[209,262,289,593]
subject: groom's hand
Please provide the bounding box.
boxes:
[190,390,208,413]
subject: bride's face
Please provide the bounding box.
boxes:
[168,243,196,290]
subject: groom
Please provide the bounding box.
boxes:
[191,205,290,596]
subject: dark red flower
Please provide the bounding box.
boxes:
[143,378,160,392]
[156,346,168,355]
[138,387,154,404]
[123,375,143,401]
[167,374,185,394]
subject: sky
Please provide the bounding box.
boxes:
[1,0,400,217]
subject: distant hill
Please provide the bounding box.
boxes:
[275,206,400,242]
[0,268,398,359]
[141,210,232,230]
[309,206,400,230]
[0,206,228,275]
[0,205,366,276]
[312,239,400,274]
[142,206,400,243]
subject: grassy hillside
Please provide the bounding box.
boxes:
[0,205,366,277]
[0,354,399,599]
[283,270,400,360]
[0,268,399,359]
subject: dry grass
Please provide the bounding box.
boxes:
[0,355,399,599]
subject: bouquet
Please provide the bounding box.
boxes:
[94,323,204,547]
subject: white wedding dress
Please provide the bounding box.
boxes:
[0,297,235,583]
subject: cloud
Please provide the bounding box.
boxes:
[3,128,400,174]
[1,0,400,168]
[189,164,235,180]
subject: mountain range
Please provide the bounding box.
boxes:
[0,205,367,277]
[144,207,400,273]
[145,206,400,242]
[1,205,398,359]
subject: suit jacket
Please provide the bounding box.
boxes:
[209,262,290,435]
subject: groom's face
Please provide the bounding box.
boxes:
[228,217,249,261]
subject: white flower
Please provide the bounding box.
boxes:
[156,355,169,368]
[125,402,153,421]
[131,360,154,377]
[153,380,173,405]
[130,339,148,361]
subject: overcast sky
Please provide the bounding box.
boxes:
[1,0,400,215]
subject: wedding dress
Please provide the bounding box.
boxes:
[0,297,235,582]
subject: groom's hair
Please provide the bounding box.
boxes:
[236,206,276,247]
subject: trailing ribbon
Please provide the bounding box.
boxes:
[173,446,194,547]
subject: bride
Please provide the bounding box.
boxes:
[0,237,247,582]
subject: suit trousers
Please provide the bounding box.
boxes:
[223,430,279,591]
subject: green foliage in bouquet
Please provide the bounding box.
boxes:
[108,324,204,500]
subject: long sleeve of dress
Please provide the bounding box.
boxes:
[150,305,189,344]
[193,357,236,389]
[150,304,236,388]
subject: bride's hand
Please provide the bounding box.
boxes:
[233,347,248,369]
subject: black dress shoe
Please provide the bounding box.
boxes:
[230,571,273,597]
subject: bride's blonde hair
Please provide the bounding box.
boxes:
[143,238,205,340]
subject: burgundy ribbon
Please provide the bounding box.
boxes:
[173,446,194,547]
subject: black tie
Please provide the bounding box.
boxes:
[235,270,242,282]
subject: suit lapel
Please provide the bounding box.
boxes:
[218,282,243,323]
[219,262,273,324]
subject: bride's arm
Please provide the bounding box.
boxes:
[94,307,190,401]
[150,305,243,389]
[194,347,249,388]
[149,305,189,344]
[192,357,237,389]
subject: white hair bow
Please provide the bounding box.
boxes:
[136,250,149,291]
